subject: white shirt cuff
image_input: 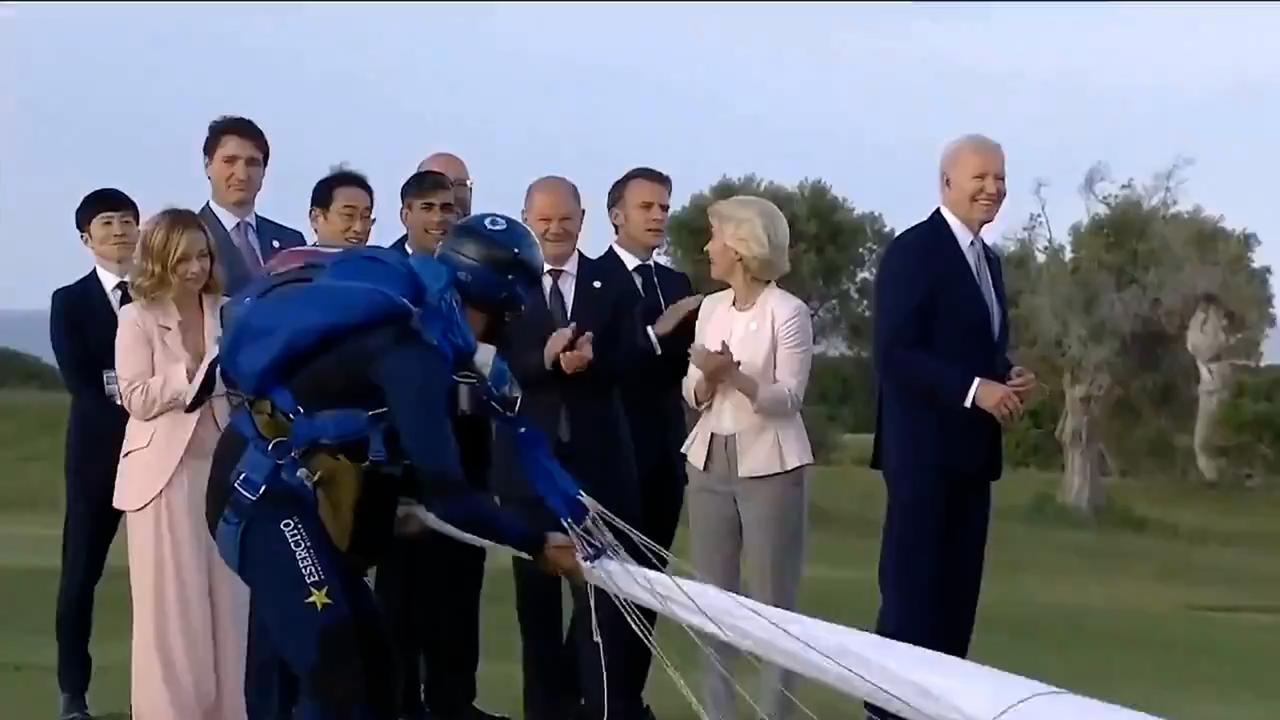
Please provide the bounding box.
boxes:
[646,326,662,355]
[963,376,980,408]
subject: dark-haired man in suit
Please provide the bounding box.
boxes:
[866,134,1037,720]
[378,169,506,720]
[197,115,305,296]
[49,188,140,720]
[595,167,702,715]
[197,115,303,720]
[389,170,459,256]
[493,175,644,720]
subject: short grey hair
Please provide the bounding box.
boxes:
[939,133,1003,189]
[707,195,791,282]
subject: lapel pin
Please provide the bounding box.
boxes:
[271,239,281,248]
[592,280,602,288]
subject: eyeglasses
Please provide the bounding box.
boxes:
[334,211,376,229]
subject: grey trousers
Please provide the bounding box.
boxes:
[687,434,809,720]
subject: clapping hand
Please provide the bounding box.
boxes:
[559,332,593,374]
[690,341,737,383]
[653,295,704,337]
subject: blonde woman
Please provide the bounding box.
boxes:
[113,208,248,718]
[682,195,814,719]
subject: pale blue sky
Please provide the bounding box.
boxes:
[2,2,1277,353]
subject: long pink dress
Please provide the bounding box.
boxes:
[123,400,249,718]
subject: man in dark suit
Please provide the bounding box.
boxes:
[388,169,459,256]
[376,168,505,720]
[595,167,702,712]
[867,134,1036,720]
[49,188,140,720]
[492,175,643,720]
[196,115,305,296]
[196,115,304,720]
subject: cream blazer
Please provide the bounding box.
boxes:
[113,294,229,512]
[681,284,814,478]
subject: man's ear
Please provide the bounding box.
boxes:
[608,206,624,228]
[308,208,324,234]
[80,231,92,247]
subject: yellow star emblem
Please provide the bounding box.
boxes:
[305,585,333,611]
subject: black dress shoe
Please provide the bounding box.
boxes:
[58,693,92,720]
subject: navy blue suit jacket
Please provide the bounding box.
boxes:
[594,246,696,481]
[870,209,1012,483]
[490,253,640,523]
[49,272,129,498]
[199,202,305,296]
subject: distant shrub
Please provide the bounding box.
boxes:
[0,347,62,391]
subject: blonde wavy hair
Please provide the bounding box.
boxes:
[130,208,222,302]
[707,195,791,282]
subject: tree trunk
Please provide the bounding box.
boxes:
[1186,302,1231,484]
[1056,370,1106,514]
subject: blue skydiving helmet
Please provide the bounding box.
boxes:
[433,212,544,320]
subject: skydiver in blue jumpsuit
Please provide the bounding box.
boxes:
[202,214,584,720]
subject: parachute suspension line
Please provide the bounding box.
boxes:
[569,503,823,720]
[567,524,771,720]
[576,496,938,720]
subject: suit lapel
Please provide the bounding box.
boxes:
[256,217,286,260]
[152,299,189,363]
[931,210,999,341]
[201,203,248,292]
[569,255,596,325]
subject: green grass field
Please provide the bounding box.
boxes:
[1,389,1277,719]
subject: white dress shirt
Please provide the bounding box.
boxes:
[94,264,129,313]
[209,201,264,265]
[609,243,664,354]
[938,204,1003,408]
[542,250,580,317]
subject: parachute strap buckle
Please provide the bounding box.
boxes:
[266,437,295,463]
[232,472,268,502]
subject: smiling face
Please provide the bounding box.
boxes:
[311,186,374,247]
[523,182,583,268]
[941,142,1006,232]
[173,229,214,296]
[82,211,140,269]
[400,188,458,254]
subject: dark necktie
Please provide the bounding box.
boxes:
[545,268,571,442]
[634,262,665,325]
[116,280,133,309]
[547,269,569,328]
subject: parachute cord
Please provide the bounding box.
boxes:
[571,509,819,720]
[577,496,945,720]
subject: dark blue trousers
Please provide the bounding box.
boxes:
[866,469,992,720]
[235,485,397,720]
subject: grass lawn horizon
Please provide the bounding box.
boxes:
[2,390,1276,719]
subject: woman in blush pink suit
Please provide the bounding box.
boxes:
[113,208,248,719]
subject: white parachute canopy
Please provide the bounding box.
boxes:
[586,558,1165,720]
[411,503,1164,720]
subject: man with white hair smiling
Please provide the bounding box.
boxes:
[866,134,1038,719]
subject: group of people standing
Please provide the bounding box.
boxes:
[49,114,823,720]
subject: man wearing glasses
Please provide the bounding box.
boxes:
[418,152,473,217]
[266,168,377,273]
